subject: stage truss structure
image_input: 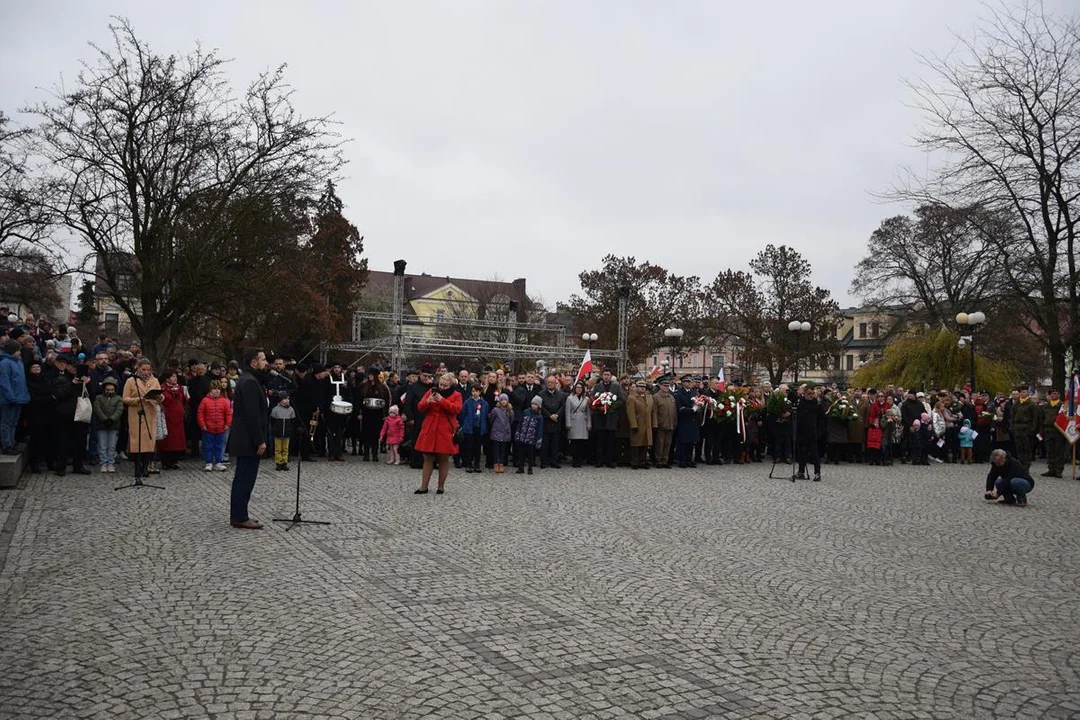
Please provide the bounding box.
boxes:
[321,261,628,372]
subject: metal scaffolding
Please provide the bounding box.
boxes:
[324,259,628,372]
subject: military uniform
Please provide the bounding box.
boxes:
[1010,398,1042,469]
[1041,401,1067,477]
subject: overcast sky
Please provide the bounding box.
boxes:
[1,1,1068,310]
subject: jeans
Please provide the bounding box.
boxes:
[230,455,260,522]
[995,477,1032,503]
[97,428,118,465]
[203,431,226,464]
[492,440,509,466]
[0,403,20,449]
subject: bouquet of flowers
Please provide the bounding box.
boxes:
[591,391,620,415]
[716,389,746,422]
[977,410,994,427]
[828,398,859,422]
[766,390,792,417]
[949,399,963,414]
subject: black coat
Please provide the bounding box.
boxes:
[52,371,79,422]
[293,373,319,418]
[26,373,53,426]
[795,396,825,442]
[227,370,268,457]
[674,387,700,444]
[539,387,567,432]
[511,383,542,417]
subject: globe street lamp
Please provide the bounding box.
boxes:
[956,311,986,393]
[787,320,812,384]
[664,327,685,368]
[581,332,598,349]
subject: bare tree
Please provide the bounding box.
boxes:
[704,245,841,386]
[26,18,344,363]
[0,111,52,262]
[852,204,1010,328]
[897,2,1080,389]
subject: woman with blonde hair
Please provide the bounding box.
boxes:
[122,358,162,481]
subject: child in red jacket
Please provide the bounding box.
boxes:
[380,406,406,465]
[197,380,233,471]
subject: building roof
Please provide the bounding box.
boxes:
[363,269,528,311]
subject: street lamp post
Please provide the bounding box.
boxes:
[955,311,986,393]
[664,327,685,370]
[581,332,598,349]
[787,320,812,384]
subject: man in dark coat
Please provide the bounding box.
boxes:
[985,448,1035,506]
[403,364,434,469]
[795,386,826,481]
[50,354,92,476]
[590,369,625,468]
[320,360,349,461]
[228,349,268,529]
[539,375,567,468]
[186,360,211,457]
[673,375,700,468]
[292,364,319,462]
[899,390,925,464]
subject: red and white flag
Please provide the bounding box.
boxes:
[717,367,726,391]
[574,349,593,384]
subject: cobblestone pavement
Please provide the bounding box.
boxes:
[1,455,1078,720]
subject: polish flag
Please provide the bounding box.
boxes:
[648,365,662,379]
[717,367,726,391]
[575,349,593,384]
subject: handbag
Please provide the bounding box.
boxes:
[452,422,464,445]
[74,386,92,424]
[156,407,168,440]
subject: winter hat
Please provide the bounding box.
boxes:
[920,412,930,423]
[388,406,399,415]
[531,395,543,408]
[102,376,118,388]
[2,339,21,354]
[912,419,921,428]
[498,393,509,403]
[962,419,971,427]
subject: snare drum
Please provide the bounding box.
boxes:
[330,396,354,415]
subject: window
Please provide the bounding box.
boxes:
[104,313,119,335]
[435,309,445,322]
[846,355,854,371]
[871,322,880,338]
[858,354,868,364]
[833,354,841,370]
[859,322,867,339]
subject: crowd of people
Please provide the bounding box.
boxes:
[1,312,1073,524]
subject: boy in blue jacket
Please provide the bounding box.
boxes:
[459,384,490,474]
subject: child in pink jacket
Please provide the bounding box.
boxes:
[379,406,406,465]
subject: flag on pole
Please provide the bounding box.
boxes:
[717,367,726,391]
[1055,368,1080,445]
[574,349,593,384]
[648,365,662,379]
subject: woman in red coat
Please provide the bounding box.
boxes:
[414,372,463,495]
[157,369,188,469]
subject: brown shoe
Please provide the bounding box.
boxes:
[231,520,264,530]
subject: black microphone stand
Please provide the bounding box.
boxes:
[273,413,330,531]
[115,375,165,491]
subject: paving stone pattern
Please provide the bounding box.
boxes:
[1,457,1078,719]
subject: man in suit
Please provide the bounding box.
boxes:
[228,348,268,529]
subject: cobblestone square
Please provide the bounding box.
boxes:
[1,457,1078,719]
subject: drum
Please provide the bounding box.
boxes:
[362,397,386,410]
[330,396,353,415]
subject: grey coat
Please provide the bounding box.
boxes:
[565,393,592,440]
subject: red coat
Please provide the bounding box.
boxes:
[414,388,462,455]
[157,382,188,453]
[197,394,233,434]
